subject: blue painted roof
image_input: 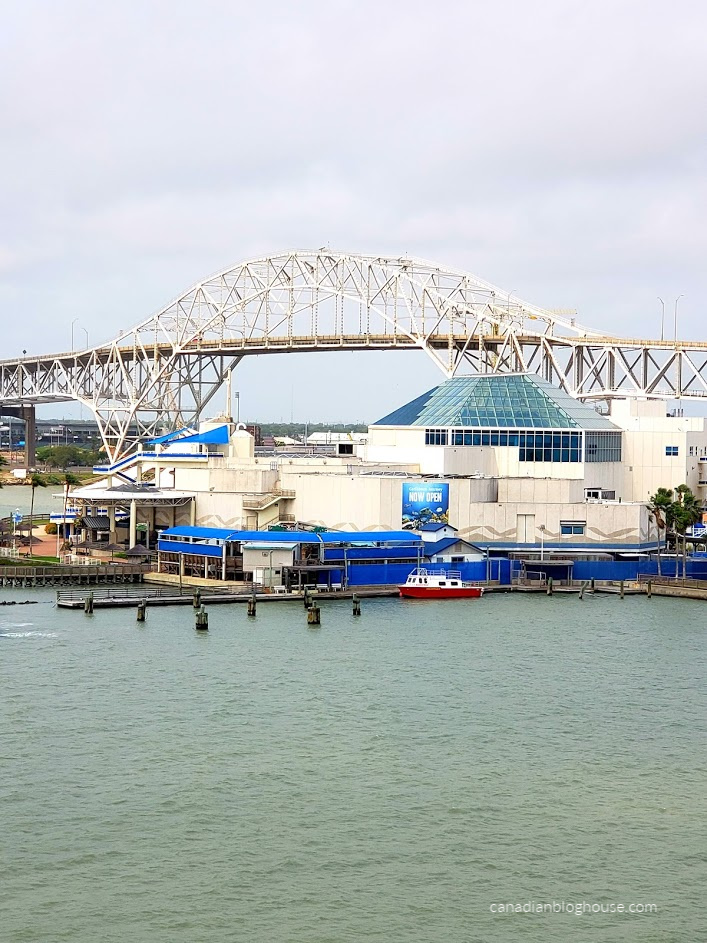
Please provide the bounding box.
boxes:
[148,427,194,445]
[177,425,230,444]
[159,527,421,545]
[423,537,482,556]
[316,530,418,544]
[160,525,240,540]
[226,530,317,543]
[374,375,617,430]
[419,522,457,532]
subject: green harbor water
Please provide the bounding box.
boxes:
[0,484,63,520]
[1,589,705,942]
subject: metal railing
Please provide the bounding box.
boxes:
[55,583,236,603]
[637,573,707,591]
[1,563,150,579]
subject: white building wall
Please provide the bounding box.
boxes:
[367,425,624,493]
[283,473,404,530]
[610,400,707,501]
[458,501,649,548]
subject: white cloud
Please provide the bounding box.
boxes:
[1,0,705,420]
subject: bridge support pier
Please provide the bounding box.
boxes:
[1,405,36,467]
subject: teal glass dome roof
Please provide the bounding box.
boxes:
[374,374,617,430]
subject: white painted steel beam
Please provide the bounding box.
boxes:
[0,250,705,459]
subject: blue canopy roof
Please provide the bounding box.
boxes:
[148,427,194,445]
[160,525,241,541]
[176,425,231,445]
[316,531,417,544]
[159,527,421,545]
[423,537,482,556]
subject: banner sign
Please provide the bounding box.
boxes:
[402,482,449,529]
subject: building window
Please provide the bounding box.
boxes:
[425,428,448,446]
[666,446,679,457]
[519,430,582,462]
[585,431,622,463]
[560,522,586,536]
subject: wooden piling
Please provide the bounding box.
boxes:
[195,605,209,630]
[646,580,652,598]
[136,600,147,622]
[620,580,625,599]
[84,593,94,614]
[546,577,553,596]
[307,605,321,625]
[352,593,361,616]
[247,594,257,617]
[193,589,201,609]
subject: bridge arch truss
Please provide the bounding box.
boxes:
[1,250,706,460]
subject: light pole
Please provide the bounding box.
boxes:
[12,509,20,555]
[71,317,79,351]
[673,294,684,341]
[81,327,89,349]
[658,297,665,341]
[539,524,546,561]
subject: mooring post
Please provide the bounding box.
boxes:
[352,593,361,616]
[195,605,209,631]
[247,593,257,617]
[590,578,595,592]
[546,577,553,596]
[136,599,147,622]
[303,588,311,609]
[579,582,585,600]
[646,580,652,599]
[84,593,94,614]
[193,589,201,609]
[307,604,321,625]
[620,580,625,599]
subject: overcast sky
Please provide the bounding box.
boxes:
[2,0,706,423]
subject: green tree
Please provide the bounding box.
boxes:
[648,487,674,576]
[36,445,86,469]
[672,485,703,579]
[27,473,47,559]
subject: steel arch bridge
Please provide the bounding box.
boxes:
[1,249,707,461]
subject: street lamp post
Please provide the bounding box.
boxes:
[81,327,89,349]
[539,524,546,562]
[658,297,665,341]
[71,317,79,351]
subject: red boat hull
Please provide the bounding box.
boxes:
[399,586,484,599]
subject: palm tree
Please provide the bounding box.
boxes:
[56,471,81,558]
[648,487,674,577]
[28,473,47,558]
[673,484,703,579]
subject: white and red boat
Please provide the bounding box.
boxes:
[399,568,484,599]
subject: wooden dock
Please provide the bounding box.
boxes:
[55,585,398,609]
[1,563,149,588]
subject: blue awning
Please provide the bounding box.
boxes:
[159,525,240,541]
[176,425,230,445]
[148,427,194,445]
[158,526,424,546]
